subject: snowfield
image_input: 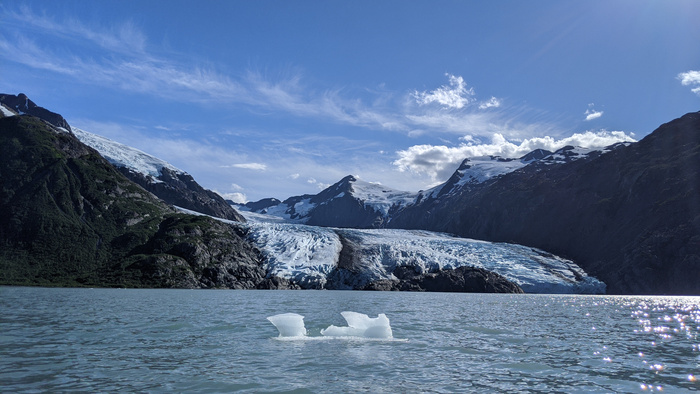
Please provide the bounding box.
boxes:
[72,127,185,182]
[343,178,416,216]
[240,211,605,294]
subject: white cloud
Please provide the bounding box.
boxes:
[479,96,502,109]
[584,103,604,121]
[227,163,267,171]
[394,130,636,181]
[413,74,475,109]
[217,192,248,204]
[585,110,603,121]
[678,70,700,95]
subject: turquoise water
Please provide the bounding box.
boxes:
[1,287,698,392]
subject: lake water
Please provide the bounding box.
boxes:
[1,287,698,392]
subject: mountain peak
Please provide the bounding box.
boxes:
[0,93,72,131]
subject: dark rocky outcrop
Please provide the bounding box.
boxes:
[323,229,524,293]
[120,166,246,222]
[0,93,71,130]
[1,93,244,222]
[241,197,282,212]
[0,115,286,289]
[395,111,700,295]
[117,215,297,289]
[363,266,524,293]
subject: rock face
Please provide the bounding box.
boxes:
[0,115,286,289]
[120,166,246,222]
[402,112,700,295]
[118,215,297,289]
[0,93,244,222]
[241,197,282,212]
[363,266,524,293]
[0,93,72,130]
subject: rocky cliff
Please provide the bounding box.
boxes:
[409,112,700,295]
[0,115,286,289]
[1,93,244,222]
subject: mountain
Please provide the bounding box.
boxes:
[243,112,698,295]
[71,127,245,222]
[395,112,700,295]
[243,144,630,229]
[241,175,415,228]
[0,93,71,130]
[0,93,244,222]
[388,144,630,230]
[0,115,289,289]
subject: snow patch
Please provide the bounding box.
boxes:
[349,179,416,216]
[72,127,184,181]
[0,104,17,117]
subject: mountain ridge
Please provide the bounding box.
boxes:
[241,111,700,294]
[0,93,244,222]
[0,115,285,289]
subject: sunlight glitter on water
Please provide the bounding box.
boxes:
[2,289,699,392]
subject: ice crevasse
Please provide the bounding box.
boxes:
[244,218,606,294]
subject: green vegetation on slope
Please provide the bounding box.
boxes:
[0,116,271,288]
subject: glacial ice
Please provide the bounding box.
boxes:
[266,313,307,337]
[320,312,393,339]
[242,212,606,294]
[267,312,393,339]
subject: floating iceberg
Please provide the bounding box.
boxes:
[320,311,393,339]
[266,313,307,337]
[267,311,394,340]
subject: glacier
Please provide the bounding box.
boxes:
[241,211,605,294]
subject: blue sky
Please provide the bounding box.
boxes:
[2,1,699,202]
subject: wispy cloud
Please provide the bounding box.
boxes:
[5,5,148,55]
[678,70,700,96]
[584,103,604,121]
[1,7,558,144]
[393,130,636,181]
[478,96,502,109]
[226,163,268,171]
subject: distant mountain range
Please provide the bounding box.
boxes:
[241,113,700,295]
[238,142,633,229]
[2,92,697,294]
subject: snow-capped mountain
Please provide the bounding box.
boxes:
[72,127,182,182]
[239,211,604,294]
[394,111,700,295]
[240,175,416,228]
[71,127,245,222]
[242,143,630,228]
[0,93,71,131]
[1,93,244,222]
